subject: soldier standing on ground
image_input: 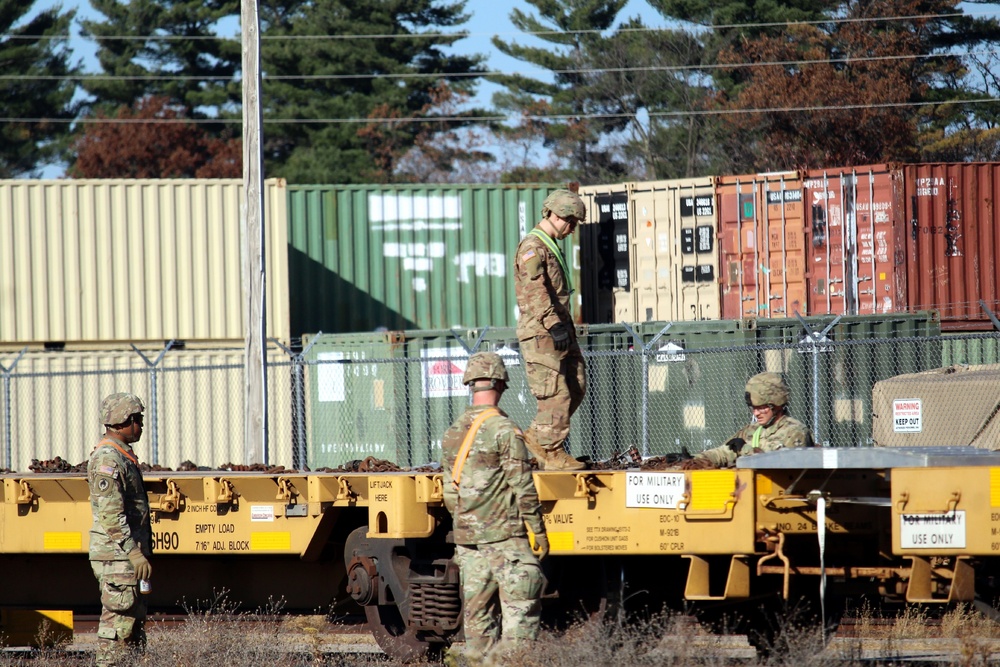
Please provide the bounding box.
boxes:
[685,372,814,469]
[514,189,587,471]
[441,352,548,666]
[87,393,153,667]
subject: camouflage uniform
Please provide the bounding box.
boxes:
[441,403,546,661]
[88,394,151,667]
[697,372,814,467]
[697,413,814,467]
[514,190,587,460]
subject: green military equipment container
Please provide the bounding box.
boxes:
[751,312,942,447]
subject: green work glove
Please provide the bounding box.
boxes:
[549,323,570,351]
[128,548,152,582]
[533,533,550,560]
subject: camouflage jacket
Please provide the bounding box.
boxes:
[441,405,546,545]
[87,436,151,561]
[698,414,814,467]
[514,226,574,341]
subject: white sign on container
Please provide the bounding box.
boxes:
[421,347,468,398]
[625,472,686,508]
[899,511,965,549]
[892,398,922,432]
[317,352,346,402]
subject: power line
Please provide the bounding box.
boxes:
[3,9,997,42]
[0,48,995,82]
[2,96,996,125]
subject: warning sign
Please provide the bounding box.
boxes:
[421,348,468,398]
[892,398,922,433]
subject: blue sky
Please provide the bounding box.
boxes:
[29,0,665,176]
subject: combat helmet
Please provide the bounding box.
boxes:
[542,189,586,222]
[463,352,509,392]
[744,372,790,408]
[100,392,145,426]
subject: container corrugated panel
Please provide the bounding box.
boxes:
[717,173,807,319]
[578,183,626,323]
[305,329,485,468]
[580,179,722,323]
[902,163,1000,327]
[802,165,907,316]
[941,332,1000,366]
[0,179,290,345]
[287,185,567,334]
[1,347,293,473]
[752,312,942,447]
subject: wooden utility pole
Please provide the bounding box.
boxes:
[241,0,268,464]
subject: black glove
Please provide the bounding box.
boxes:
[549,323,570,351]
[726,437,747,455]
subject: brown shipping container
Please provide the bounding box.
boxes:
[801,165,907,316]
[717,173,807,319]
[903,163,1000,326]
[579,179,720,322]
[802,163,1000,327]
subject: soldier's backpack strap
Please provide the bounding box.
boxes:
[97,438,139,465]
[451,408,501,488]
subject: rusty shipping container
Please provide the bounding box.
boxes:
[0,179,290,346]
[717,172,807,319]
[801,165,907,317]
[801,163,1000,328]
[579,178,721,323]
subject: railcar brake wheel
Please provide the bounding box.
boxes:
[364,602,432,662]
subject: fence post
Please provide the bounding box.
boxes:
[272,334,321,470]
[794,314,840,446]
[622,322,673,458]
[130,341,175,465]
[0,348,28,470]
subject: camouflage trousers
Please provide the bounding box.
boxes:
[454,537,544,660]
[520,336,586,451]
[90,560,146,667]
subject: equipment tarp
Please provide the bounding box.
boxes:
[871,365,1000,448]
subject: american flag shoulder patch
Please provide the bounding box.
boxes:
[99,465,117,477]
[521,249,536,261]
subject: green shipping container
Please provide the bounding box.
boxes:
[287,184,579,335]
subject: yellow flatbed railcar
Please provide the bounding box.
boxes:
[4,447,1000,659]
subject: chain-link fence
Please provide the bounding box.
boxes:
[2,318,998,473]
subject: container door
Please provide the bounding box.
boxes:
[718,178,760,319]
[761,178,807,317]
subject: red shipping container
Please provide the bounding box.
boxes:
[717,172,807,319]
[903,163,1000,327]
[802,163,1000,328]
[802,165,907,317]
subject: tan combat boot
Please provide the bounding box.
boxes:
[544,447,586,471]
[522,434,548,470]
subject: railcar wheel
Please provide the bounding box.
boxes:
[364,602,432,662]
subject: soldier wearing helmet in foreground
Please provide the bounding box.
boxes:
[685,373,814,469]
[514,189,588,471]
[87,393,152,667]
[440,352,548,667]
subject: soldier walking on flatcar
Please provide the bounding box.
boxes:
[514,189,588,471]
[441,352,549,666]
[685,372,814,469]
[87,393,152,667]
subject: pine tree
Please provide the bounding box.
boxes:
[79,0,241,119]
[0,0,79,176]
[259,0,485,183]
[489,0,630,184]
